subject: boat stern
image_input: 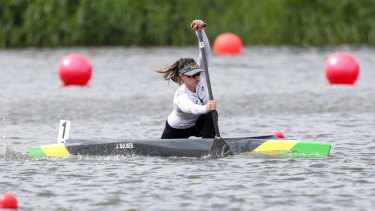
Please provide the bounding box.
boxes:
[29,143,71,158]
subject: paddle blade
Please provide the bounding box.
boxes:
[210,137,232,157]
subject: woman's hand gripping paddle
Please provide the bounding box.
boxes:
[197,30,232,157]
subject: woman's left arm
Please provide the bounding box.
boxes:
[196,29,210,69]
[191,20,210,69]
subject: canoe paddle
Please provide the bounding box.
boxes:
[197,30,232,157]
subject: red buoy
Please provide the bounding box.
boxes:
[213,33,242,55]
[58,54,92,86]
[324,52,359,85]
[0,193,18,209]
[271,131,284,138]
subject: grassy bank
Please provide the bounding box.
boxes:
[1,0,375,47]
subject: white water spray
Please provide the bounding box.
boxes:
[1,112,17,159]
[1,112,7,144]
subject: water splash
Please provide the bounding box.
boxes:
[1,112,25,160]
[1,112,10,158]
[1,112,7,144]
[4,143,20,160]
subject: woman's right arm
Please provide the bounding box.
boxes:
[176,93,208,115]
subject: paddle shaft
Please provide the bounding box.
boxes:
[197,30,221,138]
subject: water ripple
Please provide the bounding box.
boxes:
[1,46,375,210]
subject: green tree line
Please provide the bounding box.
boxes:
[1,0,375,48]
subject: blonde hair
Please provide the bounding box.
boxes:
[154,58,195,85]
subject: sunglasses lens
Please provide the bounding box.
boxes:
[192,73,200,78]
[186,72,201,78]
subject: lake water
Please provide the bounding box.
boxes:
[1,45,375,210]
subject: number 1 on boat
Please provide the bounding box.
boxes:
[57,120,70,143]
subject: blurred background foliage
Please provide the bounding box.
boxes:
[1,0,375,48]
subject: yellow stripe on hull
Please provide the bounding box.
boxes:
[253,140,299,152]
[41,144,70,157]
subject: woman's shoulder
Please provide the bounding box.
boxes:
[175,84,188,95]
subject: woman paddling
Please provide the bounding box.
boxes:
[155,20,216,139]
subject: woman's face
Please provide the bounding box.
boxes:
[180,73,201,90]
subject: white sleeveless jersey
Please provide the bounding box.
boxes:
[167,30,211,129]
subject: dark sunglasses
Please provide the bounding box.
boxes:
[185,72,201,78]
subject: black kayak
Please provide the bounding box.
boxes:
[29,135,331,158]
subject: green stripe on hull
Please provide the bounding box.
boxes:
[290,142,331,157]
[29,147,47,158]
[245,141,331,158]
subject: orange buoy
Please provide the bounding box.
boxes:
[324,52,359,85]
[271,130,284,138]
[0,193,18,210]
[213,33,242,55]
[58,54,92,86]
